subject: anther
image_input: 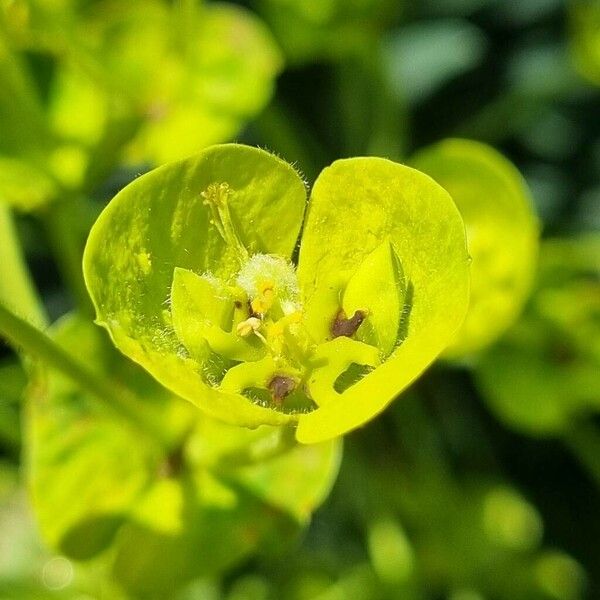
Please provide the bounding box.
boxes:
[236,316,262,337]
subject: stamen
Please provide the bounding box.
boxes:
[201,183,249,263]
[236,316,269,347]
[236,316,262,337]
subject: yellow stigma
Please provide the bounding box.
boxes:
[201,182,248,263]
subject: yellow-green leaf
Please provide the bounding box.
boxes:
[27,313,341,596]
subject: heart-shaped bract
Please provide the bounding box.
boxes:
[83,144,470,443]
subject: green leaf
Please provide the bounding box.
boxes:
[27,313,341,596]
[257,0,394,63]
[0,0,79,52]
[83,144,307,428]
[0,36,50,156]
[342,238,406,356]
[475,236,600,436]
[26,315,169,560]
[1,0,282,208]
[45,63,111,155]
[476,332,594,436]
[0,36,59,210]
[412,139,539,358]
[295,157,470,443]
[0,157,57,211]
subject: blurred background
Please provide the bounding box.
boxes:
[0,0,599,598]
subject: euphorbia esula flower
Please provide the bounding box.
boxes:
[83,144,470,443]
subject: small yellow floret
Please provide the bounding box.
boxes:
[250,280,276,314]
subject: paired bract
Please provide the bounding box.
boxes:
[83,144,470,443]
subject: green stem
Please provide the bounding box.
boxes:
[0,301,173,451]
[0,203,48,328]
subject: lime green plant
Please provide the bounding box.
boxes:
[412,139,539,358]
[83,144,470,444]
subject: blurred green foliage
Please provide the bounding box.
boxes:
[0,0,599,598]
[477,236,600,436]
[411,138,539,358]
[0,0,281,207]
[570,0,600,85]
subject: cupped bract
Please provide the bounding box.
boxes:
[295,157,470,442]
[83,144,470,442]
[83,144,307,428]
